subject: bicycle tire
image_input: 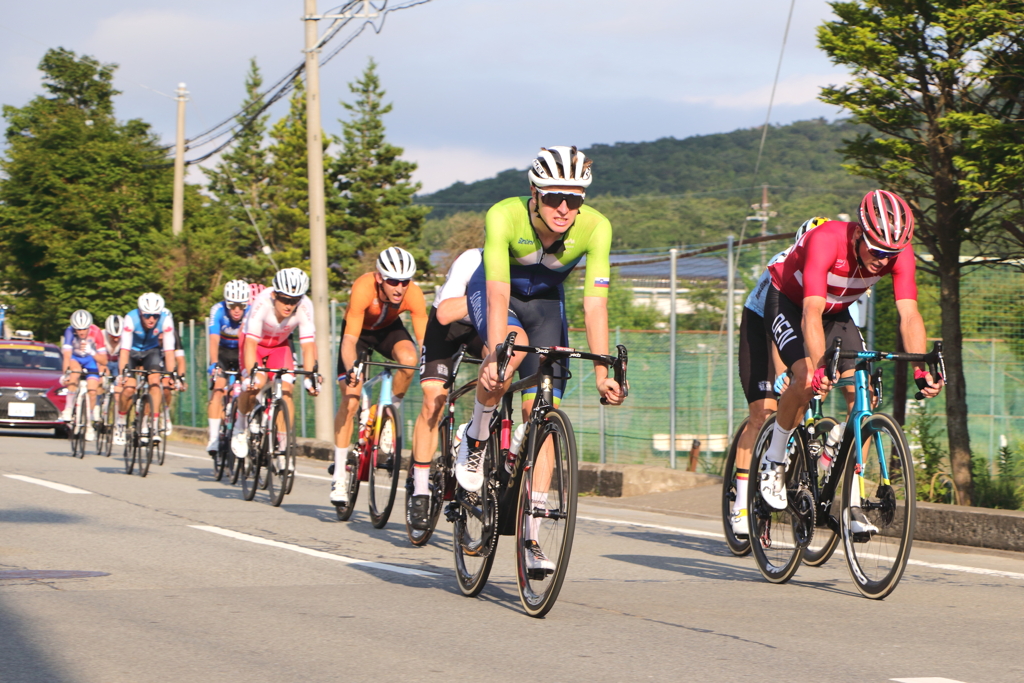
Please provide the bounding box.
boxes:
[156,411,167,466]
[214,416,232,482]
[802,416,842,567]
[840,412,915,599]
[122,399,137,475]
[240,434,261,502]
[721,417,752,557]
[748,414,806,584]
[453,432,499,597]
[515,409,578,618]
[101,392,117,457]
[72,396,86,458]
[335,450,361,522]
[368,404,401,529]
[266,401,294,507]
[137,395,154,478]
[405,425,447,546]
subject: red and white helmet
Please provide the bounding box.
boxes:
[859,190,914,251]
[249,282,267,301]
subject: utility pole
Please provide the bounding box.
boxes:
[172,83,188,236]
[304,0,336,442]
[746,183,777,270]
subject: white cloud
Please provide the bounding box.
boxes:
[404,146,525,194]
[673,73,853,109]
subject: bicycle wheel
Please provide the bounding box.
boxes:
[368,404,401,529]
[240,432,261,502]
[156,411,167,466]
[452,433,498,598]
[721,417,752,557]
[335,449,362,522]
[122,401,137,475]
[71,397,86,458]
[137,395,154,478]
[840,413,915,599]
[802,417,842,567]
[515,409,578,617]
[101,393,116,457]
[214,417,232,482]
[748,414,809,584]
[266,401,295,507]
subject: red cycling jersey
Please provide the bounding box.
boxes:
[769,220,917,314]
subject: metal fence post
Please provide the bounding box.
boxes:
[726,235,735,440]
[669,248,678,469]
[990,338,996,471]
[188,319,196,427]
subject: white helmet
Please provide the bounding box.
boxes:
[527,146,593,189]
[138,292,165,315]
[273,268,310,297]
[70,309,93,330]
[376,247,416,280]
[105,314,124,337]
[794,216,830,244]
[223,279,250,304]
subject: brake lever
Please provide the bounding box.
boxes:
[600,344,629,405]
[496,332,517,383]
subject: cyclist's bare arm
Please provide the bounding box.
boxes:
[243,335,259,376]
[341,334,360,384]
[896,298,943,396]
[801,295,831,394]
[436,297,468,326]
[209,334,221,365]
[582,296,623,404]
[481,280,513,392]
[163,349,175,373]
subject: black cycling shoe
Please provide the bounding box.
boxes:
[407,494,431,531]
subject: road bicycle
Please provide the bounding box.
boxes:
[122,369,177,477]
[404,344,481,546]
[449,332,628,617]
[748,338,944,599]
[210,368,241,482]
[239,361,321,507]
[95,374,118,458]
[64,372,94,459]
[334,357,419,528]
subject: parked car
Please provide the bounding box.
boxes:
[0,338,67,435]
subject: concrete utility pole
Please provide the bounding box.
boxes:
[172,83,188,236]
[746,184,777,269]
[304,0,336,442]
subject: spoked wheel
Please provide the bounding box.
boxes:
[721,417,752,557]
[71,400,87,459]
[335,450,362,522]
[841,413,915,599]
[452,435,499,598]
[241,421,262,502]
[137,395,154,478]
[100,394,116,457]
[748,414,806,584]
[515,409,578,618]
[368,405,401,529]
[802,417,842,567]
[266,401,295,507]
[122,402,137,475]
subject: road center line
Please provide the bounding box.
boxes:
[3,474,92,494]
[189,525,438,577]
[578,515,1024,581]
[166,451,333,480]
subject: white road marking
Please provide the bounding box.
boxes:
[3,474,92,495]
[579,515,1024,581]
[166,450,333,480]
[189,525,438,577]
[891,678,969,682]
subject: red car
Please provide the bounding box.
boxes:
[0,338,68,434]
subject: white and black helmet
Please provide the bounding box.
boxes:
[273,268,310,297]
[223,279,250,304]
[105,314,124,337]
[70,309,93,330]
[138,292,165,315]
[376,247,416,280]
[527,146,593,189]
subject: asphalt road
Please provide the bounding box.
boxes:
[2,430,1023,683]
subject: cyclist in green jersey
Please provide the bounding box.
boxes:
[457,146,626,571]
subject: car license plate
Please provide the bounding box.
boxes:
[8,402,35,417]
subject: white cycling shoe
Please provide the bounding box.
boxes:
[329,480,348,504]
[849,506,880,537]
[85,425,96,442]
[455,425,485,493]
[230,433,249,458]
[758,460,788,510]
[729,507,749,538]
[113,424,126,446]
[524,540,555,573]
[206,435,219,455]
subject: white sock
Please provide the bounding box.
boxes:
[528,491,547,541]
[468,400,495,441]
[233,412,247,435]
[734,470,749,513]
[65,391,78,410]
[333,446,350,483]
[208,418,221,442]
[116,412,127,426]
[765,421,795,464]
[413,462,431,495]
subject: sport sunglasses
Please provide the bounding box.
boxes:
[275,293,302,306]
[861,238,903,260]
[538,189,585,211]
[384,278,410,287]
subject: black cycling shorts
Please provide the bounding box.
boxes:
[128,348,164,372]
[764,285,864,374]
[739,306,775,404]
[218,346,240,373]
[419,308,484,384]
[336,318,415,380]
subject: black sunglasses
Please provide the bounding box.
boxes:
[861,239,902,260]
[141,313,159,320]
[275,294,301,306]
[538,190,585,211]
[384,278,410,287]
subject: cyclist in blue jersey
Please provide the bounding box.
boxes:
[205,280,250,454]
[114,293,176,446]
[60,309,109,441]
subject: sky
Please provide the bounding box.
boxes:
[0,0,851,193]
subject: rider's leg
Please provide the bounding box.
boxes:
[467,325,528,441]
[764,357,815,464]
[387,339,419,413]
[734,397,776,510]
[332,381,362,483]
[207,375,227,451]
[411,380,447,495]
[279,378,295,455]
[148,372,162,422]
[63,362,83,420]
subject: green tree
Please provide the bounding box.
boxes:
[817,0,1024,505]
[329,58,429,280]
[0,48,172,339]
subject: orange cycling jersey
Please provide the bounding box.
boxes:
[344,272,427,341]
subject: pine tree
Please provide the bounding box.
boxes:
[0,48,172,339]
[329,58,429,280]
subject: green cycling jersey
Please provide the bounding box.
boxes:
[483,197,612,299]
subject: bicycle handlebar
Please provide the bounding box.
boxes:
[443,343,483,391]
[825,337,944,400]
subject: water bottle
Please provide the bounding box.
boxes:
[505,423,527,474]
[818,421,845,479]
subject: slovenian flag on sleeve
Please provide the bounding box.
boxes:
[594,278,609,288]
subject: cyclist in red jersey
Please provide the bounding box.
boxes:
[757,190,943,530]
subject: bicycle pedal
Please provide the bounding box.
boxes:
[851,531,874,543]
[327,463,335,476]
[527,568,553,580]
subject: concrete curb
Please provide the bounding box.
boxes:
[915,501,1024,553]
[578,463,720,498]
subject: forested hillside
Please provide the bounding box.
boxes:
[419,118,874,251]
